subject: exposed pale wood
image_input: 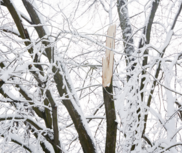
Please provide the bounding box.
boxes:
[102,25,116,87]
[102,24,117,153]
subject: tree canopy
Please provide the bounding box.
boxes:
[0,0,182,152]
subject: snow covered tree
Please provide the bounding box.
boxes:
[0,0,182,153]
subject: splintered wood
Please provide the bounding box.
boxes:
[102,25,116,87]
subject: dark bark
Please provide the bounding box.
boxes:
[103,80,117,153]
[136,1,160,147]
[53,66,97,153]
[22,0,52,61]
[2,0,57,152]
[142,1,182,136]
[117,0,135,79]
[139,0,160,102]
[22,1,97,152]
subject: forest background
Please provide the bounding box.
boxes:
[0,0,182,153]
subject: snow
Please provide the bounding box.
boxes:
[159,30,173,52]
[1,0,182,152]
[58,59,81,107]
[42,140,55,153]
[163,60,176,141]
[86,116,105,119]
[56,59,97,151]
[26,0,53,43]
[0,26,20,36]
[9,133,36,152]
[19,11,32,23]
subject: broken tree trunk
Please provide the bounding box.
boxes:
[102,25,115,87]
[102,25,117,153]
